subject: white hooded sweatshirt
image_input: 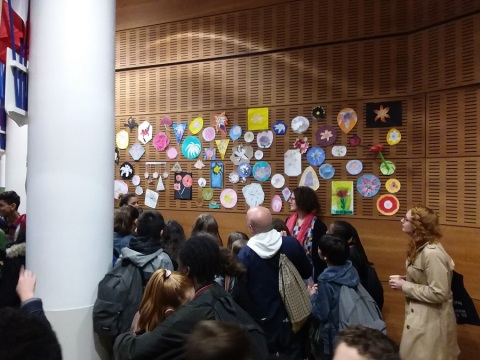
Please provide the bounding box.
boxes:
[247,229,282,259]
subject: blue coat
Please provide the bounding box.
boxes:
[311,261,360,357]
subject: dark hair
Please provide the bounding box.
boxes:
[293,186,320,214]
[118,193,137,207]
[191,214,223,246]
[219,247,245,277]
[0,308,62,360]
[330,220,368,258]
[185,320,251,360]
[227,231,248,250]
[231,239,248,256]
[0,191,20,211]
[114,205,139,236]
[161,220,186,269]
[271,218,291,236]
[318,234,349,266]
[178,235,221,285]
[335,325,400,360]
[136,210,165,239]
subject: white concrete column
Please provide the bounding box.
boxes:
[27,1,115,359]
[4,119,28,213]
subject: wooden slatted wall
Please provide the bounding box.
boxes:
[115,1,480,357]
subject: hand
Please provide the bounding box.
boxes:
[307,284,317,297]
[16,266,36,302]
[389,278,405,291]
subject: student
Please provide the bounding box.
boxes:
[308,234,360,360]
[118,193,140,209]
[191,214,223,246]
[113,205,139,264]
[160,220,187,270]
[114,235,268,360]
[0,191,26,243]
[132,269,194,334]
[333,326,400,360]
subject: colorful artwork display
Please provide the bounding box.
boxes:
[331,181,354,215]
[210,162,224,188]
[366,101,402,128]
[174,172,193,200]
[248,107,269,130]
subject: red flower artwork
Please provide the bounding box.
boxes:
[182,174,193,188]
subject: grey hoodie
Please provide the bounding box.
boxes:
[120,247,173,284]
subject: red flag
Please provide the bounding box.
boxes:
[0,0,29,64]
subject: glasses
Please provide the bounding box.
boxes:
[289,196,295,202]
[402,216,412,223]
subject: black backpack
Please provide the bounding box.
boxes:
[93,258,147,337]
[363,263,384,310]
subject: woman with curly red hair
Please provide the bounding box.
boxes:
[389,206,459,360]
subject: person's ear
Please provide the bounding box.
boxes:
[185,266,190,277]
[164,308,175,318]
[160,229,163,236]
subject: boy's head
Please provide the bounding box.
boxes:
[136,210,165,239]
[318,234,349,266]
[0,191,21,217]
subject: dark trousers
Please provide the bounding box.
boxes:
[261,311,303,360]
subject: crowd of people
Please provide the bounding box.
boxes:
[0,188,459,359]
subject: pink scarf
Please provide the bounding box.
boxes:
[286,211,315,246]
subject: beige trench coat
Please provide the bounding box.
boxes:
[400,243,460,360]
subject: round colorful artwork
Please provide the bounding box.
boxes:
[319,164,335,179]
[238,162,252,178]
[202,127,216,142]
[202,188,214,201]
[377,194,400,215]
[131,175,141,186]
[316,125,337,147]
[380,161,396,175]
[114,180,128,200]
[346,160,363,175]
[116,130,129,150]
[306,147,326,166]
[229,171,240,184]
[153,132,170,151]
[356,174,381,198]
[387,128,401,145]
[252,161,272,182]
[220,189,238,209]
[255,150,264,160]
[291,116,310,134]
[229,125,242,141]
[385,178,401,193]
[135,186,143,196]
[189,117,203,134]
[337,108,358,134]
[271,174,285,189]
[119,162,134,179]
[271,195,283,212]
[244,131,254,143]
[273,120,287,135]
[181,136,202,159]
[331,146,347,157]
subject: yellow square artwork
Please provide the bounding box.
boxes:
[248,107,269,131]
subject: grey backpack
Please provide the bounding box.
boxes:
[338,283,387,334]
[93,258,147,337]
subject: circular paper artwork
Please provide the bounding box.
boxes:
[166,147,178,159]
[253,161,272,182]
[271,195,283,212]
[244,131,254,143]
[202,188,214,201]
[357,174,381,198]
[291,116,310,134]
[131,175,141,186]
[332,146,347,157]
[202,127,216,141]
[257,131,273,148]
[198,178,206,187]
[220,189,238,208]
[195,198,204,207]
[153,132,170,151]
[306,147,326,166]
[337,108,358,134]
[377,194,400,216]
[242,183,265,208]
[316,125,337,147]
[189,117,203,134]
[346,160,363,175]
[116,130,129,150]
[385,179,401,193]
[380,161,396,176]
[255,150,264,160]
[238,163,252,178]
[312,106,326,120]
[319,164,335,179]
[135,186,143,196]
[271,174,285,189]
[229,125,242,141]
[181,136,202,159]
[129,143,145,161]
[119,162,134,179]
[229,171,240,184]
[273,120,287,135]
[114,180,128,200]
[387,128,401,145]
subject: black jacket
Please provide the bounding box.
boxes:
[113,283,268,360]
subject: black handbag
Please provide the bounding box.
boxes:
[451,270,480,326]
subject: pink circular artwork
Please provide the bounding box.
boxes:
[202,127,216,142]
[153,132,170,151]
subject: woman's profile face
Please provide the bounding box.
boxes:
[128,196,139,207]
[288,194,297,211]
[401,210,415,236]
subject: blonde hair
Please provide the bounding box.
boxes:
[136,269,194,332]
[406,206,442,264]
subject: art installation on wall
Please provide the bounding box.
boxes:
[247,107,269,130]
[210,162,224,188]
[331,181,354,215]
[220,188,237,208]
[337,108,357,133]
[138,121,152,144]
[366,101,402,128]
[174,172,193,200]
[377,194,400,215]
[242,183,265,207]
[116,130,129,149]
[144,189,159,208]
[299,166,319,190]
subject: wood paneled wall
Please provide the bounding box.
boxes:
[115,1,480,358]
